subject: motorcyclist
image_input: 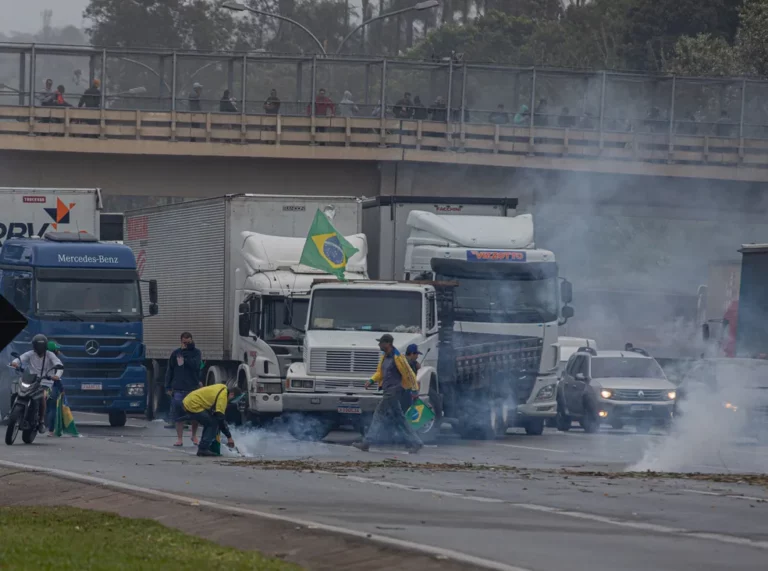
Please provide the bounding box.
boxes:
[10,334,63,433]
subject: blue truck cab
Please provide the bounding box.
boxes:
[0,232,158,427]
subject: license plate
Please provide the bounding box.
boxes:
[631,404,652,412]
[81,383,102,391]
[338,404,361,415]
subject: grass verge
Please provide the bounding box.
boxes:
[0,506,300,570]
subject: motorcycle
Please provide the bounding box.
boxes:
[5,353,63,445]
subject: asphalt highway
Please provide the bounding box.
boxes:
[2,414,767,571]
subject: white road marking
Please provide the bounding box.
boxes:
[682,489,768,503]
[0,459,531,571]
[324,472,768,551]
[497,444,566,453]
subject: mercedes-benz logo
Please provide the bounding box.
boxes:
[85,340,100,356]
[638,390,645,398]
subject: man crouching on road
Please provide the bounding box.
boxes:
[182,383,240,457]
[353,334,423,453]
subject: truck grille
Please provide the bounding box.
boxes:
[612,389,666,401]
[315,379,369,392]
[309,349,380,375]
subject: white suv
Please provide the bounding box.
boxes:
[556,344,677,434]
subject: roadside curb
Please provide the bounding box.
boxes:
[0,460,530,571]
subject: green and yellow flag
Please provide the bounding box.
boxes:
[299,209,359,280]
[406,398,436,431]
[54,395,79,437]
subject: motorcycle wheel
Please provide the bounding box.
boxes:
[22,429,37,444]
[4,406,22,445]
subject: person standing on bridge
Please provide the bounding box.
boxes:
[166,332,202,447]
[353,334,422,454]
[189,83,203,141]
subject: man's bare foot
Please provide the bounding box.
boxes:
[191,437,199,445]
[173,440,183,447]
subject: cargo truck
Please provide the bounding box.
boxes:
[284,211,574,440]
[0,231,157,426]
[124,195,367,423]
[362,196,518,280]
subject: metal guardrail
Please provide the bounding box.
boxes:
[1,105,766,181]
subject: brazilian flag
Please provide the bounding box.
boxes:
[406,397,436,431]
[54,395,79,437]
[299,209,359,280]
[209,432,222,456]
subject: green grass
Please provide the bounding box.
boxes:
[0,506,300,570]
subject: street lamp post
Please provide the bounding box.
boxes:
[222,1,327,56]
[336,0,439,55]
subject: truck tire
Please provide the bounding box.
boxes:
[206,365,225,387]
[459,402,504,440]
[109,411,127,428]
[524,418,545,436]
[580,402,600,434]
[145,360,164,421]
[287,414,333,441]
[555,398,571,432]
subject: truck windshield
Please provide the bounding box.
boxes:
[263,297,308,342]
[434,259,559,324]
[36,279,141,318]
[591,358,666,379]
[309,290,422,332]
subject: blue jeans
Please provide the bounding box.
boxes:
[189,410,217,453]
[170,391,191,422]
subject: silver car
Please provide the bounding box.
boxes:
[556,345,677,433]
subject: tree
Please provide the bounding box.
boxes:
[736,0,768,76]
[664,34,742,77]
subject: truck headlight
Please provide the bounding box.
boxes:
[723,401,739,412]
[256,382,282,394]
[600,389,613,399]
[126,383,145,396]
[666,391,677,400]
[535,384,555,401]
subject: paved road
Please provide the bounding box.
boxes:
[2,414,768,571]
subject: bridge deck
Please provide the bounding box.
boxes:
[1,105,765,182]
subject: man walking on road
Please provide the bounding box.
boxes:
[165,332,202,447]
[182,384,239,457]
[353,334,423,453]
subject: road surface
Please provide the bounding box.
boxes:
[2,414,767,571]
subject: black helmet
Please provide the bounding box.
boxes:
[32,334,48,356]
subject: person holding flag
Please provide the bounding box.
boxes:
[353,334,423,454]
[299,208,359,279]
[45,341,79,437]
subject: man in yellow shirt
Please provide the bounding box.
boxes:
[182,383,240,457]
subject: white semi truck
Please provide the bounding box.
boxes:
[284,211,574,440]
[123,195,367,423]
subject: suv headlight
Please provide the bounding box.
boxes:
[126,383,145,396]
[600,389,613,399]
[666,390,677,400]
[535,384,555,401]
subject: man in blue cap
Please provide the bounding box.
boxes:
[405,344,422,375]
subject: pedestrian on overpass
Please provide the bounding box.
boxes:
[182,384,240,457]
[165,332,202,447]
[353,334,423,454]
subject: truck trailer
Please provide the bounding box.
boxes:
[124,195,367,423]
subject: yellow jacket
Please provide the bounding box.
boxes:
[370,348,418,391]
[183,384,229,415]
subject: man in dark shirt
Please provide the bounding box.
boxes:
[353,334,422,453]
[78,79,102,109]
[264,89,281,115]
[393,92,414,119]
[165,332,202,447]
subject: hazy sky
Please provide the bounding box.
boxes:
[3,0,89,34]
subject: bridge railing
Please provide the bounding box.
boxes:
[1,44,768,143]
[2,104,766,176]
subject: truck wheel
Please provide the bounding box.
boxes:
[145,360,164,421]
[459,402,503,440]
[524,418,545,436]
[287,414,333,441]
[206,365,225,387]
[580,403,600,434]
[109,411,127,428]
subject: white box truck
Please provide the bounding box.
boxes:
[0,188,102,246]
[123,195,367,423]
[362,196,518,280]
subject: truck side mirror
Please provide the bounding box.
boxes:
[561,280,573,305]
[562,306,574,319]
[149,303,159,316]
[238,302,251,338]
[148,280,158,304]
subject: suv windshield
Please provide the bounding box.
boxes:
[309,289,422,332]
[591,357,665,379]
